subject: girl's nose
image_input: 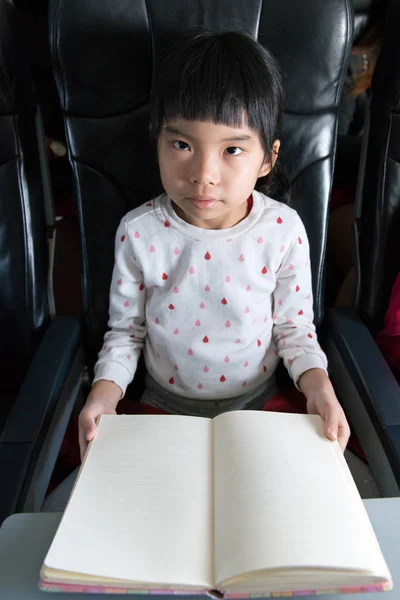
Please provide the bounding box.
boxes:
[189,153,219,186]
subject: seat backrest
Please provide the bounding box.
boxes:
[353,0,378,41]
[357,0,400,333]
[49,0,353,363]
[0,0,49,393]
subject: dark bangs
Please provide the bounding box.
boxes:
[150,31,290,202]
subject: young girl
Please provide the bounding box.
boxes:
[79,31,350,458]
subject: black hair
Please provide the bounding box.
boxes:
[150,31,290,203]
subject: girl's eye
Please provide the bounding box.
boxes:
[225,146,243,156]
[173,140,190,151]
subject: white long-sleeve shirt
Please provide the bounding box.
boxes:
[94,190,327,400]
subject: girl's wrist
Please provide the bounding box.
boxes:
[89,379,122,406]
[298,368,332,396]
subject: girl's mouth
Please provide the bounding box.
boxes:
[188,196,219,209]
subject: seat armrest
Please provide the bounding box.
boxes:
[1,316,80,443]
[328,308,400,425]
[327,307,400,495]
[0,317,81,522]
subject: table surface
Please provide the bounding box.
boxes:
[0,498,399,600]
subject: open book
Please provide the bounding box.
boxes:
[40,411,392,596]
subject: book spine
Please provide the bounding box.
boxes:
[39,581,206,594]
[224,581,393,597]
[39,580,392,596]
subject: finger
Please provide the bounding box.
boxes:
[80,410,98,442]
[86,420,97,442]
[323,404,339,443]
[78,412,97,461]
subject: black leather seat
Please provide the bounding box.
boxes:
[49,0,360,451]
[353,0,379,41]
[334,0,386,163]
[329,0,400,496]
[49,0,352,360]
[358,4,400,332]
[46,0,400,494]
[0,0,81,524]
[0,0,49,416]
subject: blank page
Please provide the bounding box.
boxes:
[44,414,213,588]
[213,411,390,586]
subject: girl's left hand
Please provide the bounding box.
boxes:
[298,368,350,452]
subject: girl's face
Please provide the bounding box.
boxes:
[158,119,280,229]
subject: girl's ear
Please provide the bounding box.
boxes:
[258,139,281,178]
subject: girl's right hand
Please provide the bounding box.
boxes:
[78,379,122,461]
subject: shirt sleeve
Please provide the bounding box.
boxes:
[93,218,146,396]
[271,217,328,388]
